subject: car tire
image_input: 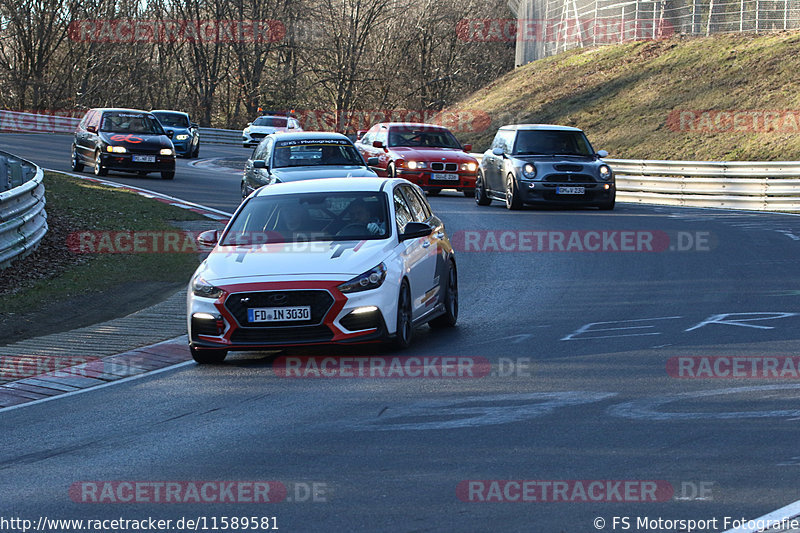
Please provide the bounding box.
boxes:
[386,163,396,179]
[426,188,440,196]
[241,181,249,200]
[190,346,228,364]
[162,171,175,180]
[505,175,522,210]
[462,188,475,198]
[599,195,616,211]
[475,173,491,206]
[393,280,413,349]
[93,151,107,176]
[71,146,84,172]
[192,145,199,158]
[429,260,458,329]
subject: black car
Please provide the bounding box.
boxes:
[71,108,177,179]
[476,124,615,210]
[241,132,378,200]
[151,109,200,158]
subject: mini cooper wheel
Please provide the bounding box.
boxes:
[475,173,491,206]
[161,170,175,180]
[505,175,522,210]
[71,146,84,172]
[190,346,228,364]
[393,280,413,349]
[93,151,107,176]
[429,260,458,328]
[598,196,615,211]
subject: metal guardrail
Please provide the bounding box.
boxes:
[0,151,47,269]
[608,159,800,211]
[197,127,242,145]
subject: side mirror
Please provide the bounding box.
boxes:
[246,122,252,127]
[197,230,218,247]
[367,157,379,167]
[191,123,199,129]
[399,221,433,242]
[252,160,267,169]
[597,150,609,158]
[165,130,174,138]
[356,130,367,140]
[491,147,504,157]
[372,140,384,149]
[86,125,97,133]
[463,144,473,152]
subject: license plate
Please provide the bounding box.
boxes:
[431,173,459,181]
[247,306,311,323]
[556,186,585,195]
[132,155,156,163]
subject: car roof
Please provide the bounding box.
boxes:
[150,109,190,116]
[267,131,352,141]
[252,177,399,198]
[374,122,450,130]
[499,124,584,132]
[91,108,153,115]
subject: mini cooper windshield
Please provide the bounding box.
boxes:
[513,130,594,156]
[100,112,165,135]
[222,192,390,244]
[388,127,461,149]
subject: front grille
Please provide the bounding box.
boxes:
[544,173,595,183]
[225,290,334,327]
[554,164,584,172]
[250,133,267,140]
[231,325,334,344]
[340,310,383,332]
[431,162,458,172]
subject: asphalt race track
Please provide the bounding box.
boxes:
[2,133,800,532]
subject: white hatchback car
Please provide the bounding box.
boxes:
[187,177,458,363]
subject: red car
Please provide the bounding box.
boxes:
[355,122,478,196]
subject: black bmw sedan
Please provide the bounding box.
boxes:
[71,108,177,180]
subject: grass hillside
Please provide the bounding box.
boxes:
[448,31,800,161]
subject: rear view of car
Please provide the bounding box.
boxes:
[151,110,200,158]
[71,108,176,180]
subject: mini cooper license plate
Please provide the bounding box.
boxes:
[431,173,459,181]
[248,306,311,323]
[132,155,156,163]
[556,186,585,195]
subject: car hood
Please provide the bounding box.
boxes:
[197,238,393,284]
[99,132,172,150]
[389,146,476,162]
[272,167,377,181]
[246,126,285,134]
[162,126,192,136]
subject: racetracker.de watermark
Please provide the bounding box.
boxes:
[668,356,800,379]
[68,19,285,43]
[272,356,533,378]
[667,109,800,133]
[294,108,491,134]
[456,18,674,43]
[456,480,674,502]
[69,481,328,504]
[450,230,713,253]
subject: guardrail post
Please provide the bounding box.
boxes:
[0,156,7,192]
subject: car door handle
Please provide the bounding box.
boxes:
[422,241,431,248]
[436,232,444,239]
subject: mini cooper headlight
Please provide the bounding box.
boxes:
[522,163,536,179]
[191,276,224,299]
[175,134,189,140]
[461,162,478,172]
[338,263,387,294]
[599,165,612,180]
[407,161,427,170]
[160,148,174,156]
[106,145,126,153]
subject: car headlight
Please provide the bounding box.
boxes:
[106,145,126,153]
[175,134,189,140]
[522,163,536,179]
[191,276,224,299]
[407,161,427,170]
[599,165,612,180]
[160,148,174,156]
[338,263,387,294]
[460,162,477,172]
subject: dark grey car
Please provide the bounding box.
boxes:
[240,132,378,200]
[476,124,615,210]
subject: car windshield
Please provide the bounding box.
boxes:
[388,127,462,149]
[272,140,364,168]
[253,116,288,127]
[100,112,165,134]
[513,130,594,156]
[221,192,390,244]
[153,112,189,128]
